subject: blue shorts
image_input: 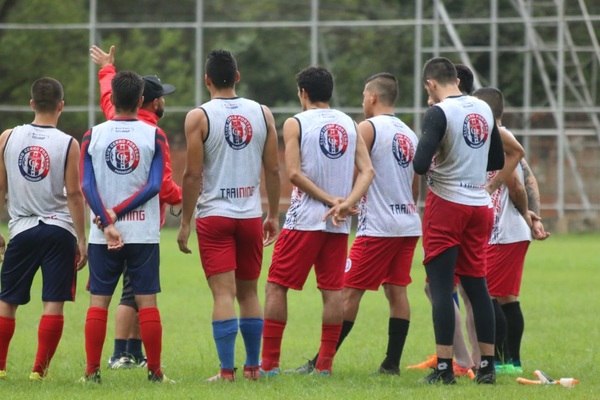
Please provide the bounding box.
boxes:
[88,243,160,296]
[0,222,77,305]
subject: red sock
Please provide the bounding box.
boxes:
[138,307,162,376]
[315,323,342,372]
[85,307,108,375]
[33,315,64,375]
[0,316,16,371]
[260,319,286,371]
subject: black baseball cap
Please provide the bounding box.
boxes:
[142,75,176,103]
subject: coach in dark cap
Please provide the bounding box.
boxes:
[142,75,176,118]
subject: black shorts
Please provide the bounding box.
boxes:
[119,268,137,309]
[0,223,77,305]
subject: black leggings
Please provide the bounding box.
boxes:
[425,246,496,346]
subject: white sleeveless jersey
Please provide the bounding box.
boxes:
[426,95,494,206]
[283,108,357,234]
[356,115,422,237]
[488,128,532,244]
[4,124,75,239]
[87,119,160,244]
[196,98,267,219]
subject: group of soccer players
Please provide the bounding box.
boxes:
[0,46,548,386]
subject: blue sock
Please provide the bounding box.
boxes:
[239,318,263,367]
[113,339,127,358]
[212,318,238,370]
[452,291,460,308]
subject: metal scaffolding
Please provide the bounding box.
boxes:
[0,0,598,225]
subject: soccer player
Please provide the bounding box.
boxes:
[473,87,550,375]
[413,57,507,385]
[80,71,172,383]
[90,44,182,369]
[289,72,420,375]
[0,77,87,381]
[259,66,374,376]
[413,63,481,377]
[177,50,281,381]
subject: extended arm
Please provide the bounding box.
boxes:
[90,45,116,120]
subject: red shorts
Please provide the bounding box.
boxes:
[486,241,530,297]
[345,236,419,290]
[268,229,348,291]
[422,192,493,278]
[195,216,263,280]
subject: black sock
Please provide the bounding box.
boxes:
[479,355,495,373]
[126,338,144,360]
[312,320,354,365]
[492,299,507,363]
[113,339,127,358]
[502,301,524,364]
[437,357,453,374]
[381,318,409,368]
[335,320,355,351]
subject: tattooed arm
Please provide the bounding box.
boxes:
[521,159,550,240]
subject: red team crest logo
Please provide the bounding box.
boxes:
[392,133,414,168]
[225,115,253,150]
[319,124,348,159]
[18,146,50,182]
[105,139,140,174]
[462,113,489,149]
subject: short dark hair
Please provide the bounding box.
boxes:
[422,57,457,86]
[111,71,144,113]
[205,50,237,89]
[296,66,333,103]
[365,72,398,106]
[455,64,474,94]
[31,77,63,113]
[473,87,504,120]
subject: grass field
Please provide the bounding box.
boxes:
[2,229,598,399]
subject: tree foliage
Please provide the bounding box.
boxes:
[0,0,599,144]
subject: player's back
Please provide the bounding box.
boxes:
[284,108,357,234]
[357,115,421,237]
[4,124,75,239]
[197,97,267,219]
[84,118,161,244]
[428,95,494,206]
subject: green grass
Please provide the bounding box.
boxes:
[3,230,598,399]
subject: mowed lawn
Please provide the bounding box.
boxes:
[2,229,598,399]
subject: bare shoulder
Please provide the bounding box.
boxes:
[0,129,13,148]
